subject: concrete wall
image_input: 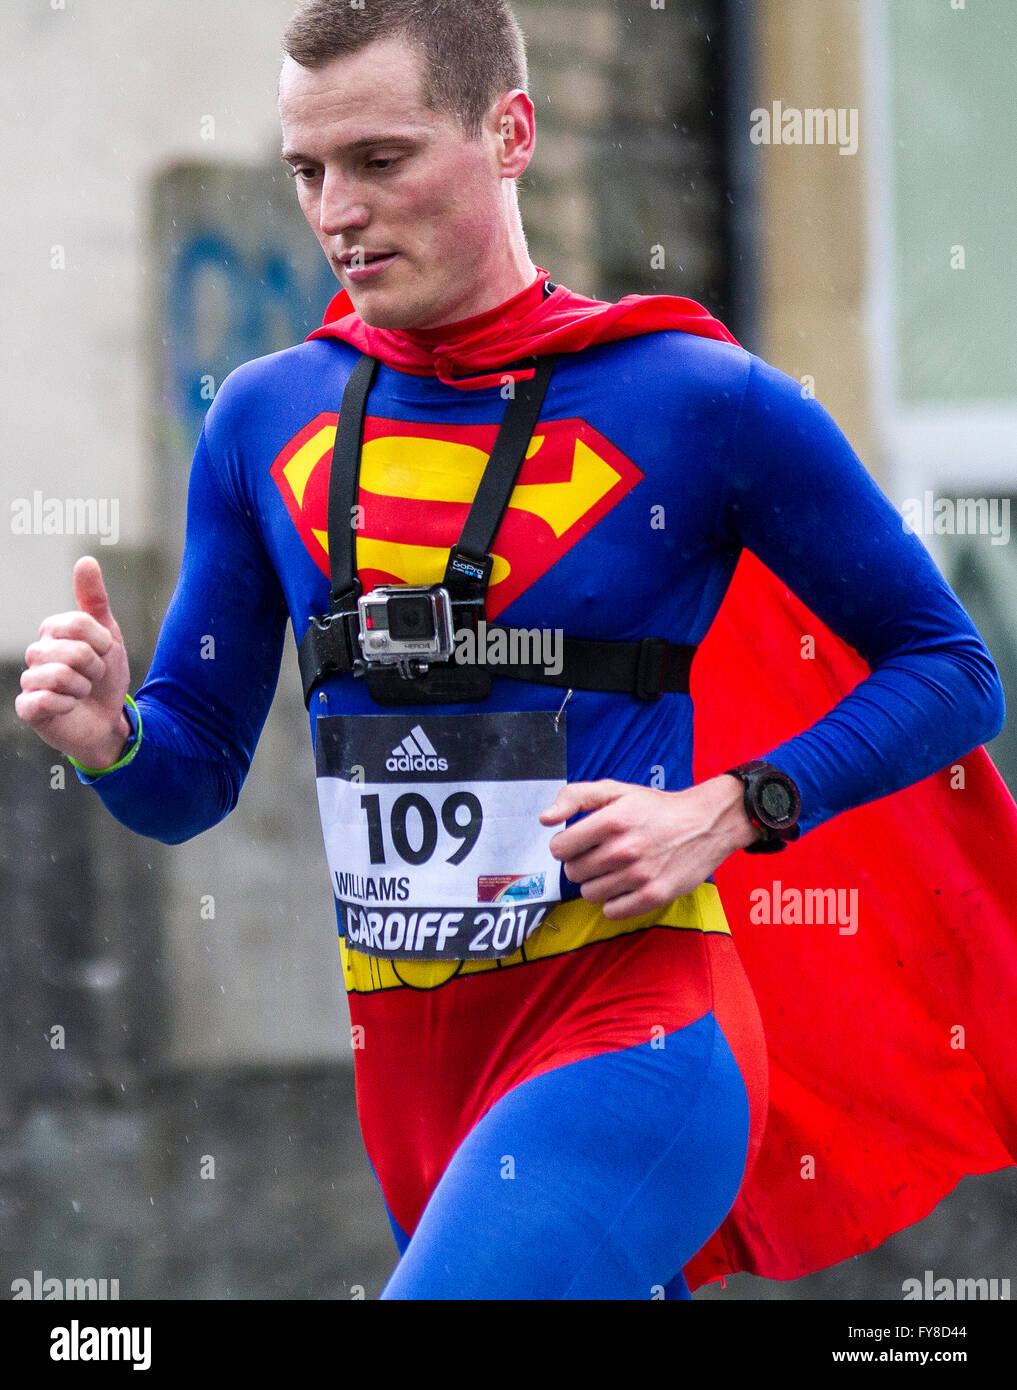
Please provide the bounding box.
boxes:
[1,0,299,654]
[754,0,877,475]
[2,0,348,1074]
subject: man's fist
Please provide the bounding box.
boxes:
[16,555,132,770]
[540,776,759,919]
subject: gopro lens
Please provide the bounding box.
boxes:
[388,594,436,640]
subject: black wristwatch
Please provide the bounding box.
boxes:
[724,761,802,854]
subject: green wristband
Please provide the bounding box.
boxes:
[67,694,143,777]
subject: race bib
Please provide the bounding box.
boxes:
[315,711,567,961]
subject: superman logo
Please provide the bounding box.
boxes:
[270,413,643,618]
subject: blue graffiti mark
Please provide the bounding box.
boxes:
[165,228,337,444]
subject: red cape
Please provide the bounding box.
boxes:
[306,266,739,388]
[308,273,1017,1289]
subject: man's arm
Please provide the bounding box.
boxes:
[713,352,1004,828]
[543,351,1005,917]
[18,399,291,845]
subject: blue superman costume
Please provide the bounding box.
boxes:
[72,269,1017,1297]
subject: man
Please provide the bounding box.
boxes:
[16,0,1015,1299]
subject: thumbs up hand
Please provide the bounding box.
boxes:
[16,555,132,769]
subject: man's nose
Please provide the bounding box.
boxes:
[318,169,370,236]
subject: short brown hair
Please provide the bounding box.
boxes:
[282,0,528,139]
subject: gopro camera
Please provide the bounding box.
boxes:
[357,585,455,671]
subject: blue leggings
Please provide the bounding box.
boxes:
[379,1011,749,1299]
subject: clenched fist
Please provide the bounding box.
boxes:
[540,776,759,919]
[16,555,132,770]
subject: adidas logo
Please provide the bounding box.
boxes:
[386,724,449,773]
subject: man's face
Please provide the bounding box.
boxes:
[279,36,515,330]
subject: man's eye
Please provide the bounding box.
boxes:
[286,167,319,182]
[366,156,400,172]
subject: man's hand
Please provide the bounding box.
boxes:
[16,555,132,770]
[539,776,760,920]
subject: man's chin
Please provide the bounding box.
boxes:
[350,298,418,330]
[339,272,444,332]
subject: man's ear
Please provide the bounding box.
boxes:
[492,89,536,179]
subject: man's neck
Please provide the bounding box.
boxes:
[397,264,547,345]
[420,243,538,332]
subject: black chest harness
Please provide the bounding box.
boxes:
[297,352,698,708]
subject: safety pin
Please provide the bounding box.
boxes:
[553,688,573,733]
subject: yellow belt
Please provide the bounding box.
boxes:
[341,880,730,994]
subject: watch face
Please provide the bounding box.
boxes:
[760,780,794,825]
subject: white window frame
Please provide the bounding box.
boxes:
[862,0,1017,526]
